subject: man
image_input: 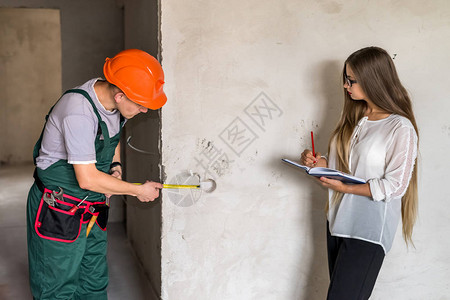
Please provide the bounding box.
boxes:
[27,49,165,299]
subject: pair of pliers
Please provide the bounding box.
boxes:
[42,187,64,207]
[43,192,56,207]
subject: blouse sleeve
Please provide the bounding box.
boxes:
[368,125,418,202]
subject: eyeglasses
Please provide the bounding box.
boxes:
[344,74,357,87]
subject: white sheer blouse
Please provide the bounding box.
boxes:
[327,114,418,253]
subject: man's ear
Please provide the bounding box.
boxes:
[114,92,125,104]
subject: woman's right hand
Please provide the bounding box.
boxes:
[136,181,163,202]
[300,149,322,168]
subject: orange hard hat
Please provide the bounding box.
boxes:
[103,49,167,110]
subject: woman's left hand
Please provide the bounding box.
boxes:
[315,177,372,197]
[315,176,347,193]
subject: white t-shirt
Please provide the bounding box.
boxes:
[36,78,125,169]
[327,114,418,253]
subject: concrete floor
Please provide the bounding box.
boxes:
[0,164,157,300]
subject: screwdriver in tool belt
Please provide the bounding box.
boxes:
[69,195,88,213]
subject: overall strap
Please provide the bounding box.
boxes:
[63,89,111,145]
[63,89,102,124]
[33,88,111,165]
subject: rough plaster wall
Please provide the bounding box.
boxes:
[161,0,450,299]
[0,8,61,164]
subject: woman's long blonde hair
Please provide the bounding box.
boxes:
[329,46,419,246]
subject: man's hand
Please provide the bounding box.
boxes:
[105,170,122,199]
[136,181,164,202]
[109,168,122,180]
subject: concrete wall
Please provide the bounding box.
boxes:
[121,0,162,298]
[0,8,61,165]
[0,1,123,88]
[160,0,450,299]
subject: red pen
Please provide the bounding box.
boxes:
[311,131,316,158]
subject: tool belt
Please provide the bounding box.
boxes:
[33,170,109,243]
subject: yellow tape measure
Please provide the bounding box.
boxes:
[133,183,200,189]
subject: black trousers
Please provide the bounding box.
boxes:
[327,224,385,300]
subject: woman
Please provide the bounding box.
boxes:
[300,46,418,299]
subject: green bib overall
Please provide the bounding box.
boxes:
[27,89,123,300]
